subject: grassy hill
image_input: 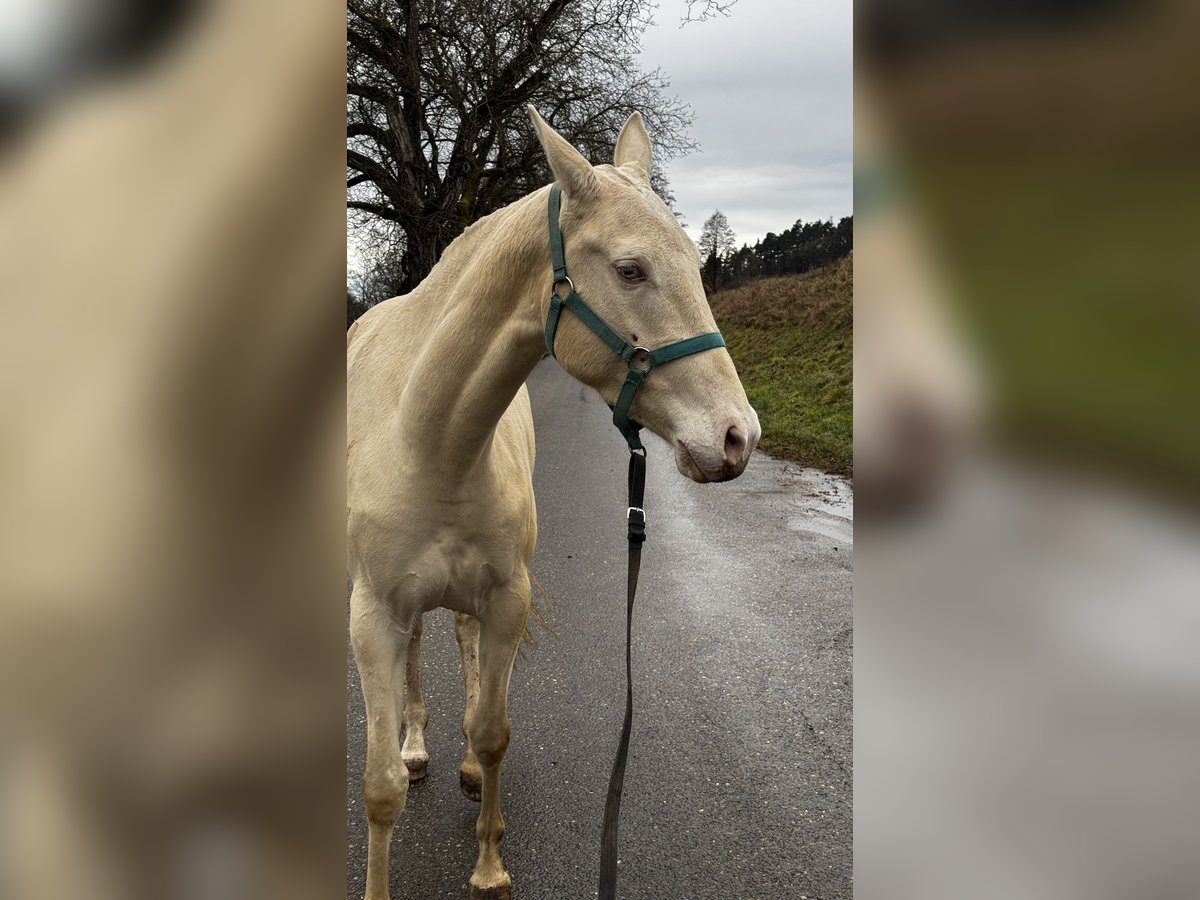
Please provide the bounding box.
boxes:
[709,256,852,476]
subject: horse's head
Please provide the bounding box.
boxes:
[529,107,760,483]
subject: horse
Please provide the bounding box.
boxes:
[346,106,761,900]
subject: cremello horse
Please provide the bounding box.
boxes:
[347,107,760,900]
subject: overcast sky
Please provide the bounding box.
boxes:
[348,0,851,278]
[638,0,852,248]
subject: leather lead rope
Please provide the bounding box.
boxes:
[599,447,646,900]
[540,183,723,897]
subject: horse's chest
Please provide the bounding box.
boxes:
[349,454,534,613]
[408,529,514,612]
[388,497,521,602]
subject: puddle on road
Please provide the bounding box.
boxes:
[787,513,852,543]
[777,464,853,544]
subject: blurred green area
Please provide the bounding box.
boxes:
[711,257,854,476]
[867,0,1200,498]
[906,149,1200,496]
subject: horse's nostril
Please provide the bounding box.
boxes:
[723,424,747,465]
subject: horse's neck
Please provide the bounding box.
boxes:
[398,192,548,474]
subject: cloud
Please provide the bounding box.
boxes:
[639,0,852,244]
[672,159,852,244]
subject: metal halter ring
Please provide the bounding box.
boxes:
[553,275,575,296]
[629,347,653,372]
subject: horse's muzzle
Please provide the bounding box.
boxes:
[675,413,759,483]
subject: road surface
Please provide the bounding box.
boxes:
[347,359,853,900]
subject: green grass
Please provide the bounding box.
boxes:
[710,257,853,476]
[905,151,1200,496]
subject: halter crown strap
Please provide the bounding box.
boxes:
[548,182,568,283]
[544,185,725,450]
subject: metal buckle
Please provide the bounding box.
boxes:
[626,505,646,544]
[629,347,653,372]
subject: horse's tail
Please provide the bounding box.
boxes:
[515,569,557,662]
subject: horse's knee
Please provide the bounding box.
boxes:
[363,763,408,826]
[467,715,510,768]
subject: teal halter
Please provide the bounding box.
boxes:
[543,184,726,451]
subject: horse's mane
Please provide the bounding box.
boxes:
[421,188,545,296]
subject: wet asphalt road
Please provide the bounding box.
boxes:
[347,359,853,900]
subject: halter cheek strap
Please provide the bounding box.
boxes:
[544,184,726,451]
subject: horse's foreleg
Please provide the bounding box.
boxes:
[350,586,410,900]
[455,612,483,801]
[399,612,429,781]
[466,578,529,900]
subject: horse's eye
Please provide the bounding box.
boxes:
[615,261,645,283]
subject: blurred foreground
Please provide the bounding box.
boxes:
[856,0,1200,898]
[3,0,1199,897]
[0,2,345,898]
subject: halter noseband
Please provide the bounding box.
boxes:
[543,184,726,451]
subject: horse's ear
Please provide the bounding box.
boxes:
[528,106,599,201]
[613,111,652,183]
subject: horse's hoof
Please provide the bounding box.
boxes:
[459,767,482,802]
[467,878,511,900]
[403,756,428,782]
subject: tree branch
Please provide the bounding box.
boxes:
[348,200,400,221]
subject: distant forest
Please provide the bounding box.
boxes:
[700,213,853,294]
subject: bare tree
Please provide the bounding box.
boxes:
[347,0,697,294]
[697,209,737,293]
[682,0,738,25]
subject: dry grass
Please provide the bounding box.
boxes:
[710,254,853,331]
[710,256,853,476]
